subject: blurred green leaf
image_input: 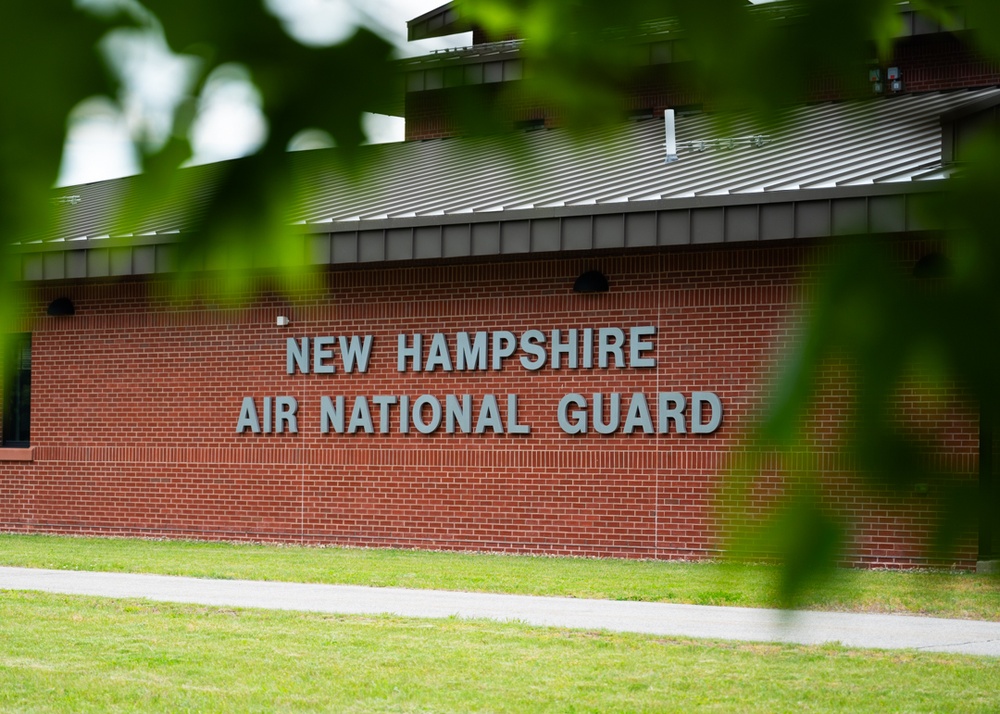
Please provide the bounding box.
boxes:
[0,2,114,241]
[2,0,1000,599]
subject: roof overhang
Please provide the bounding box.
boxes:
[17,88,996,282]
[11,182,945,282]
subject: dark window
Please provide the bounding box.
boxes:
[2,334,31,447]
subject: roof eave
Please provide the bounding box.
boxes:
[12,182,948,282]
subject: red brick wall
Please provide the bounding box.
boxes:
[0,242,980,566]
[891,32,1000,94]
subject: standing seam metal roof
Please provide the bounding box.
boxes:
[24,87,1000,274]
[287,88,999,224]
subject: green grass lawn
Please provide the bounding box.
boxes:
[2,535,999,711]
[1,590,998,713]
[1,533,998,620]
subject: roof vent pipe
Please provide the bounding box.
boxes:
[664,109,678,163]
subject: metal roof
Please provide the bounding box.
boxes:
[17,88,1000,281]
[293,90,1000,222]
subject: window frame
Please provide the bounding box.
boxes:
[2,333,32,448]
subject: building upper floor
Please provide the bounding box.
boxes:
[399,1,1000,140]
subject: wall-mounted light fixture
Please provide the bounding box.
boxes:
[573,270,609,294]
[276,315,291,327]
[47,297,75,316]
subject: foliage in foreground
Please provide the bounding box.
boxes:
[0,590,998,713]
[4,0,1000,593]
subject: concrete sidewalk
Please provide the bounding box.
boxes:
[2,566,999,656]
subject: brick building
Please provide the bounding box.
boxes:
[2,2,998,568]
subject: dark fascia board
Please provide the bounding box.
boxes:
[252,185,943,267]
[896,3,968,36]
[407,2,470,42]
[297,181,944,235]
[400,41,522,71]
[13,182,947,282]
[300,184,944,267]
[12,181,948,251]
[940,91,1000,124]
[940,90,1000,162]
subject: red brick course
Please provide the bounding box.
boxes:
[0,242,980,566]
